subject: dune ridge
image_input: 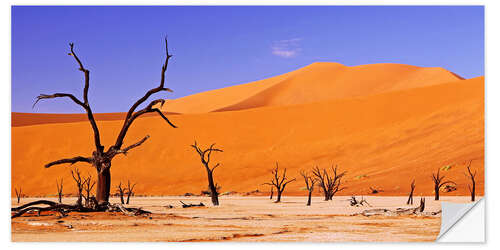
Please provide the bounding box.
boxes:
[164,62,463,114]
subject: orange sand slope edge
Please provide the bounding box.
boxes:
[12,112,180,127]
[11,76,484,197]
[163,62,463,114]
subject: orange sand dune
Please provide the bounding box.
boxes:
[11,76,484,197]
[163,62,463,114]
[12,112,179,127]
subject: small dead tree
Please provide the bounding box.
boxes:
[83,175,96,207]
[190,141,223,206]
[312,165,347,200]
[263,162,296,203]
[465,161,477,202]
[116,182,125,204]
[71,169,85,207]
[300,170,317,206]
[126,180,136,204]
[406,179,415,205]
[34,38,176,207]
[269,186,274,200]
[56,179,64,203]
[15,187,22,204]
[432,168,456,200]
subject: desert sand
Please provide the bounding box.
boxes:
[11,195,472,242]
[11,62,484,242]
[11,63,484,197]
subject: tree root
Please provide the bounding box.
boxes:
[11,200,151,218]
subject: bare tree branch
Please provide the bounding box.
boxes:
[114,135,150,156]
[33,93,85,109]
[44,156,92,168]
[115,37,175,149]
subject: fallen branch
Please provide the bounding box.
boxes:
[357,197,439,217]
[11,199,150,218]
[179,201,205,208]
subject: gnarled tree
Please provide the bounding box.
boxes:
[116,182,125,204]
[432,168,456,200]
[15,187,22,204]
[263,162,296,203]
[33,38,176,207]
[300,170,317,206]
[126,180,136,205]
[56,179,64,203]
[465,161,477,202]
[312,165,346,201]
[71,169,84,207]
[406,179,415,205]
[190,141,223,206]
[83,174,96,207]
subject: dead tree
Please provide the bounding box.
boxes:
[116,182,125,204]
[406,179,415,205]
[126,180,136,204]
[15,187,22,204]
[263,162,296,203]
[312,165,347,200]
[33,38,176,207]
[269,186,274,200]
[465,161,477,202]
[83,175,96,207]
[432,168,456,200]
[300,170,317,206]
[190,141,223,206]
[56,179,64,203]
[71,169,84,207]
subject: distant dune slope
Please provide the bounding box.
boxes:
[12,112,179,127]
[11,76,484,197]
[163,62,463,114]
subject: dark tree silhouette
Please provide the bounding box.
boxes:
[190,141,223,206]
[432,168,456,200]
[269,186,274,200]
[312,165,346,200]
[33,38,176,206]
[83,174,96,207]
[71,169,84,207]
[126,180,136,204]
[116,182,125,204]
[263,162,296,203]
[56,179,64,203]
[300,170,317,206]
[465,161,477,202]
[406,179,415,205]
[15,187,22,204]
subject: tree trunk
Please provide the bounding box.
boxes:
[307,191,312,206]
[434,186,439,201]
[407,190,414,205]
[323,189,329,201]
[471,182,475,202]
[269,187,274,200]
[207,170,219,206]
[276,190,282,203]
[96,168,111,205]
[58,194,62,203]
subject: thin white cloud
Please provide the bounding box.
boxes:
[271,38,302,58]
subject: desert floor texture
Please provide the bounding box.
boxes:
[11,195,476,242]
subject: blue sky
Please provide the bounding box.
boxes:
[12,6,484,113]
